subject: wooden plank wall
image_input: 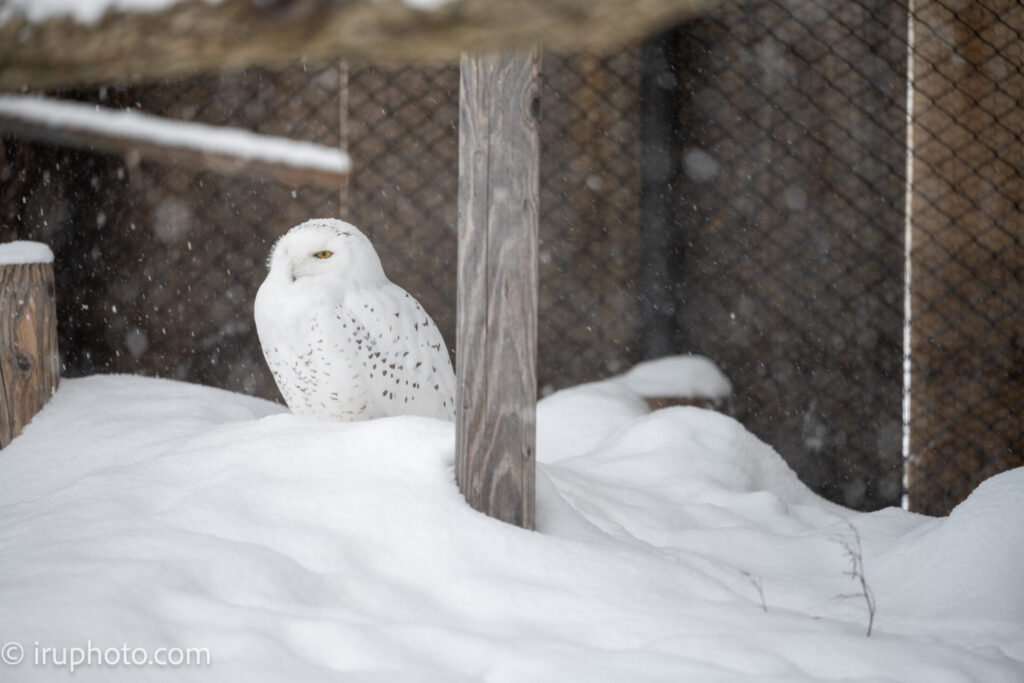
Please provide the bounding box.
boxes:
[908,0,1023,514]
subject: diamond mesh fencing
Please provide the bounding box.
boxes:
[668,1,910,511]
[0,0,1020,515]
[346,53,644,396]
[906,0,1023,515]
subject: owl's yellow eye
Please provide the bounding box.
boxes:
[314,250,334,259]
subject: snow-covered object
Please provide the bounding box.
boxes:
[0,0,449,25]
[0,96,349,174]
[0,240,54,265]
[616,353,732,399]
[0,0,202,25]
[255,219,456,421]
[0,374,1021,681]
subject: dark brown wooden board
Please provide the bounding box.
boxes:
[0,261,59,448]
[456,49,540,529]
[907,0,1024,514]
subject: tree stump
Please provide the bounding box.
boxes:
[0,251,59,448]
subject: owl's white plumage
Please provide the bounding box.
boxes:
[254,218,456,421]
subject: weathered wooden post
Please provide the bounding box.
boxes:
[0,242,59,448]
[456,49,540,529]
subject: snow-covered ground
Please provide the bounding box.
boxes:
[0,373,1021,681]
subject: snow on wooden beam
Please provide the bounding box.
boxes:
[456,49,539,529]
[0,242,59,449]
[0,0,716,90]
[0,95,349,189]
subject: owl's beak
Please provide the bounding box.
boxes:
[290,266,298,283]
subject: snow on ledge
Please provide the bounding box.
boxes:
[0,95,350,174]
[0,0,449,25]
[0,0,201,25]
[615,354,732,400]
[0,241,54,265]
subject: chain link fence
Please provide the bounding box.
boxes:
[2,63,343,399]
[1,0,1020,514]
[347,53,645,397]
[906,0,1023,515]
[668,1,910,510]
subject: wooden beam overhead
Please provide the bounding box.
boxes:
[0,0,716,90]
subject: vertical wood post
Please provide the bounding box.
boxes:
[456,49,540,529]
[0,253,59,448]
[338,60,350,215]
[640,27,684,359]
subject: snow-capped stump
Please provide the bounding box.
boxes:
[615,354,733,413]
[0,241,59,448]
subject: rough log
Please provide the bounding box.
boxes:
[0,261,59,448]
[456,49,539,529]
[0,0,715,90]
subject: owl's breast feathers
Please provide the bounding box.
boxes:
[331,284,456,421]
[255,274,455,421]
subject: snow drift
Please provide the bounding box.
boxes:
[0,374,1020,681]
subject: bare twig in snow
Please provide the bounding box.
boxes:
[740,570,768,613]
[831,521,876,637]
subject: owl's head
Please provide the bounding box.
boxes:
[267,218,387,287]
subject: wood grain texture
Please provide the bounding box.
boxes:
[907,0,1023,514]
[0,261,59,448]
[0,114,348,191]
[0,0,716,90]
[456,49,539,529]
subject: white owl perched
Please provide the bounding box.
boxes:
[254,218,456,421]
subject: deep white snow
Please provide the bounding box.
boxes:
[0,240,53,265]
[0,373,1020,681]
[0,96,350,175]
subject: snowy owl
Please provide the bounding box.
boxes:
[254,218,456,421]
